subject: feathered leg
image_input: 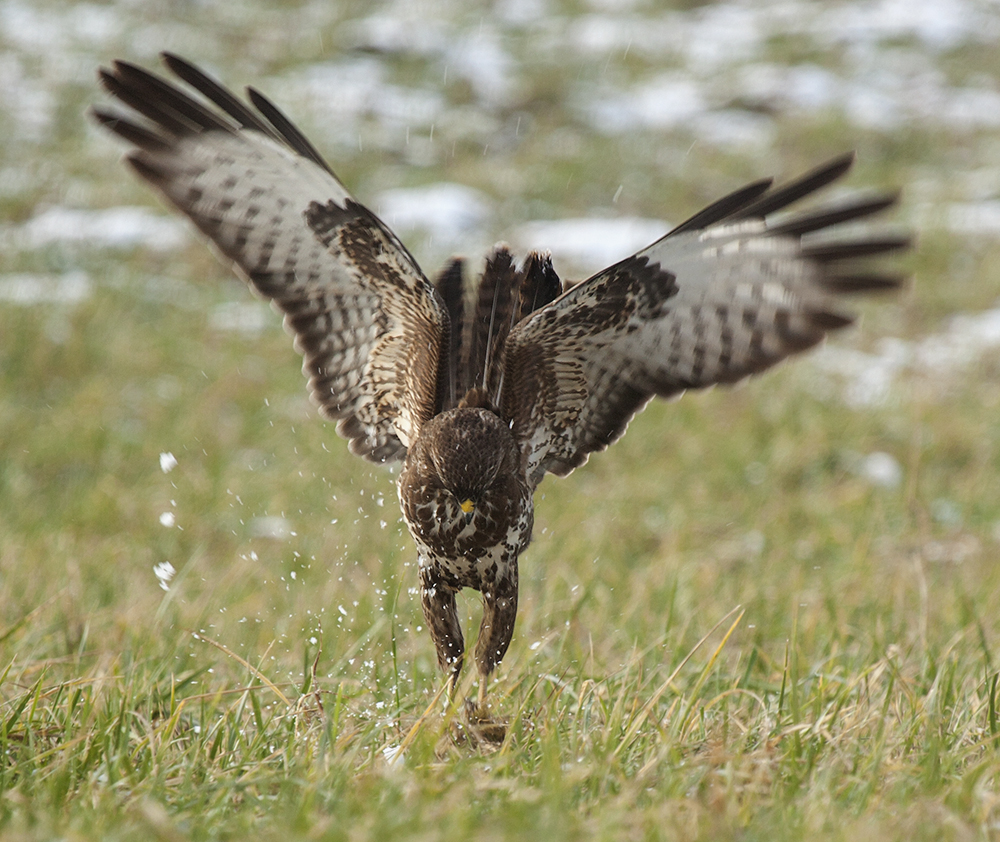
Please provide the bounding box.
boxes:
[473,567,518,711]
[419,566,465,697]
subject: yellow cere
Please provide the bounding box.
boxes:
[460,499,475,514]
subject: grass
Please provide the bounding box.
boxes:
[3,1,1000,838]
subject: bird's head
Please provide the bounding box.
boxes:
[399,408,522,548]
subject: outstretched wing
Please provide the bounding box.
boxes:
[92,54,447,463]
[501,153,909,486]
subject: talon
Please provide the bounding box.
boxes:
[460,699,508,744]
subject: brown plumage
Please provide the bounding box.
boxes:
[93,54,909,717]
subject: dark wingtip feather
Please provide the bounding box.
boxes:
[668,177,773,236]
[160,52,278,138]
[809,310,855,330]
[97,66,146,112]
[734,152,856,221]
[112,60,234,133]
[97,54,341,182]
[90,106,171,152]
[98,60,230,136]
[802,234,912,262]
[770,191,900,237]
[96,65,117,93]
[819,272,909,293]
[123,151,169,183]
[246,86,335,176]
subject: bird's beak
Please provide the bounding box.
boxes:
[460,499,475,525]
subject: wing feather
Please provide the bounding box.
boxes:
[501,155,909,486]
[93,55,447,462]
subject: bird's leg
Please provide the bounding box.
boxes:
[477,673,489,711]
[472,569,518,716]
[418,566,464,701]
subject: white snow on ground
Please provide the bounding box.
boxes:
[510,217,669,275]
[0,271,92,305]
[375,183,492,249]
[944,201,1000,235]
[580,54,1000,137]
[0,54,57,141]
[4,0,999,143]
[850,451,904,490]
[808,0,988,50]
[442,27,520,109]
[580,74,707,134]
[563,0,1000,137]
[276,58,446,144]
[810,304,1000,408]
[342,8,520,108]
[561,0,997,64]
[341,9,451,57]
[0,1,124,54]
[2,206,188,252]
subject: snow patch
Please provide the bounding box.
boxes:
[511,216,668,275]
[580,74,707,134]
[811,0,988,51]
[4,206,188,252]
[376,183,492,246]
[279,59,444,141]
[945,201,1000,235]
[844,451,904,489]
[0,271,91,305]
[443,26,519,108]
[811,304,1000,407]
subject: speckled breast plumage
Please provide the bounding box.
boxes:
[397,408,534,593]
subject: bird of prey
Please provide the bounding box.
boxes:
[93,54,908,719]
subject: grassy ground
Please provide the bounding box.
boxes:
[3,1,1000,839]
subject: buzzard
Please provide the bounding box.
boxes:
[93,54,908,717]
